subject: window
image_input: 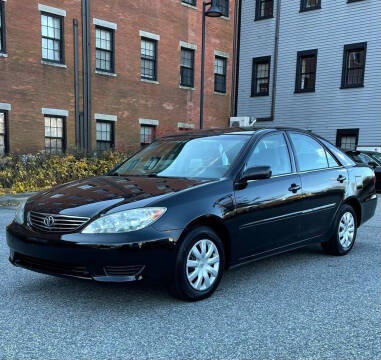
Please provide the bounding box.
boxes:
[182,0,196,5]
[341,43,367,88]
[300,0,321,11]
[96,121,114,151]
[140,125,155,146]
[295,49,318,93]
[336,129,359,151]
[41,13,64,63]
[247,133,291,176]
[251,56,271,96]
[214,56,227,93]
[96,27,114,73]
[326,151,339,167]
[255,0,273,20]
[141,38,157,81]
[180,48,195,88]
[44,116,65,154]
[216,0,229,17]
[0,111,8,156]
[0,1,6,54]
[289,133,329,171]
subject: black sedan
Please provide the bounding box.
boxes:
[7,128,377,300]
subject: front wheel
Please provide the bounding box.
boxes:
[321,204,357,256]
[169,226,225,301]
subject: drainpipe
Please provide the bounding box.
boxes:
[271,0,281,121]
[231,0,242,118]
[73,19,80,148]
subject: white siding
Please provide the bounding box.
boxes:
[237,0,381,146]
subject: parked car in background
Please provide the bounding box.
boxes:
[7,128,378,301]
[345,150,381,191]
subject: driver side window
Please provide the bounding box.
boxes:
[247,133,292,176]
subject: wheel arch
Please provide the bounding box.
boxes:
[343,197,362,226]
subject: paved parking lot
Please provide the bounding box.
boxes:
[0,198,380,360]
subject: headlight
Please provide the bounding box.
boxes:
[14,200,27,225]
[82,207,167,234]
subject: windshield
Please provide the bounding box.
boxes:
[114,135,249,179]
[370,152,381,164]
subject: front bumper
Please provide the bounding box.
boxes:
[6,222,183,282]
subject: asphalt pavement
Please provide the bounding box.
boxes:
[0,199,380,360]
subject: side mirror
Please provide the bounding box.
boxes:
[241,166,272,182]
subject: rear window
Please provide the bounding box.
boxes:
[318,138,356,167]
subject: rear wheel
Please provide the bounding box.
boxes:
[321,204,357,256]
[169,226,225,301]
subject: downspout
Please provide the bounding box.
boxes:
[271,0,281,121]
[73,19,80,148]
[231,0,242,118]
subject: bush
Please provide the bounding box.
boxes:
[0,151,128,194]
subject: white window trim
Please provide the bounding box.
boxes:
[139,119,159,126]
[214,50,229,59]
[93,18,117,30]
[0,103,11,111]
[139,30,160,41]
[180,41,197,51]
[38,4,66,17]
[42,108,69,117]
[94,113,117,122]
[178,122,195,129]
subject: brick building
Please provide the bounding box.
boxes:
[0,0,236,155]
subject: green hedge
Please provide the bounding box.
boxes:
[0,151,128,194]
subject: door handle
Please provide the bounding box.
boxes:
[337,175,347,183]
[288,184,301,193]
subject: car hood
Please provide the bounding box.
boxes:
[26,176,211,218]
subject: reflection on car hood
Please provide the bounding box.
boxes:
[26,176,210,218]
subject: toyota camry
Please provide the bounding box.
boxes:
[6,128,377,300]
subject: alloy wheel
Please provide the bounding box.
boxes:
[338,211,355,249]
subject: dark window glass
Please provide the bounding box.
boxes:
[289,133,328,171]
[0,111,7,156]
[44,116,65,154]
[215,0,229,17]
[255,0,273,20]
[96,27,114,72]
[342,43,367,88]
[247,133,291,176]
[214,56,227,93]
[251,56,270,96]
[300,0,321,11]
[182,0,196,5]
[41,13,64,63]
[141,38,157,80]
[140,125,155,146]
[336,129,359,151]
[96,121,114,151]
[0,1,6,53]
[295,50,317,92]
[180,48,195,88]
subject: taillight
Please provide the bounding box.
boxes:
[373,172,377,184]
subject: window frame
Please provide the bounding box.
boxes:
[0,1,6,54]
[295,49,318,93]
[95,25,115,73]
[214,56,227,93]
[180,47,195,88]
[216,0,229,17]
[140,37,158,81]
[300,0,321,12]
[44,115,66,154]
[96,120,115,151]
[341,42,367,89]
[251,56,271,97]
[40,11,65,64]
[0,110,9,156]
[336,128,359,150]
[182,0,197,6]
[255,0,274,21]
[140,125,156,146]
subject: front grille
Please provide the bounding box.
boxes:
[28,211,90,233]
[103,265,145,277]
[14,253,91,278]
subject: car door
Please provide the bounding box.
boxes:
[234,131,304,259]
[288,132,347,241]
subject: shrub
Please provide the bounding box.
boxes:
[0,151,128,194]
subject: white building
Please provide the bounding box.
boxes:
[235,0,381,152]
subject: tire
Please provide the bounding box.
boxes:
[169,226,225,301]
[321,204,358,256]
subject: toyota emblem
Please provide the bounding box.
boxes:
[43,216,55,227]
